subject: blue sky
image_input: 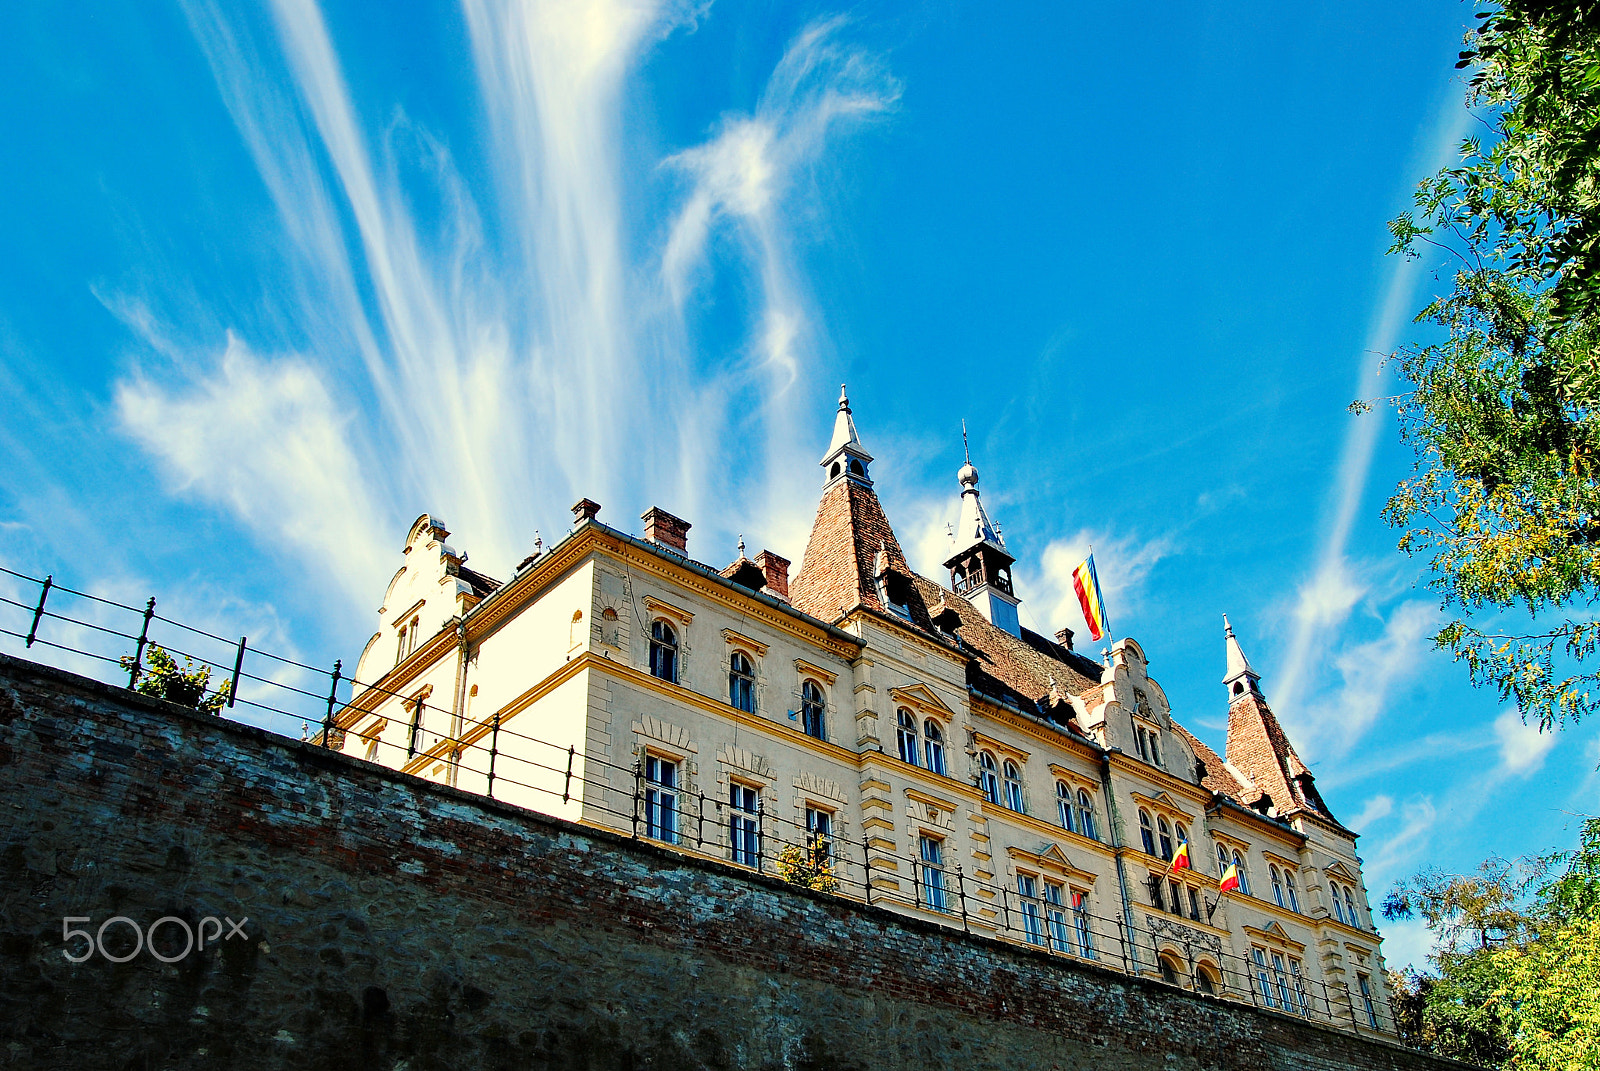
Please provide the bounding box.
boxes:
[2,1,1596,970]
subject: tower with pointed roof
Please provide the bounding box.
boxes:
[942,435,1021,638]
[1222,616,1335,823]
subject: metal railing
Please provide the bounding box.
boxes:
[0,563,1399,1038]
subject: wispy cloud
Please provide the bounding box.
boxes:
[1292,598,1438,759]
[1024,527,1176,643]
[1494,707,1558,775]
[106,0,894,612]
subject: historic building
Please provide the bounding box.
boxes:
[336,388,1392,1032]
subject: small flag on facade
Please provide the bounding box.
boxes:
[1219,861,1241,894]
[1167,838,1191,875]
[1072,554,1109,642]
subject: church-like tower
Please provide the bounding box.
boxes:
[943,439,1021,637]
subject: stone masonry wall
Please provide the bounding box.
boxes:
[0,653,1472,1071]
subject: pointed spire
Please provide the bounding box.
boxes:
[1222,614,1262,696]
[828,384,861,455]
[819,384,874,488]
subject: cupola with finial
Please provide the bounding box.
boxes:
[943,424,1021,637]
[820,384,873,489]
[1223,614,1262,700]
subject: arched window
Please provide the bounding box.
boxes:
[729,651,756,712]
[979,752,1000,804]
[1157,817,1174,861]
[923,720,947,775]
[1197,962,1222,995]
[1284,868,1300,913]
[1232,850,1251,896]
[1139,809,1156,856]
[1003,760,1024,812]
[896,709,919,766]
[395,624,408,664]
[410,616,420,655]
[1216,843,1230,876]
[800,680,826,740]
[1271,865,1285,908]
[1056,782,1075,833]
[1158,953,1183,986]
[1147,728,1160,766]
[1176,824,1189,854]
[1077,790,1098,841]
[649,620,678,682]
[1344,885,1360,929]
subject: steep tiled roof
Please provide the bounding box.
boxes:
[1225,690,1338,825]
[790,480,938,633]
[1172,723,1247,800]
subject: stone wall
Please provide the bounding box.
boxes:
[0,654,1471,1071]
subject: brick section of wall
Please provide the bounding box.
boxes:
[0,654,1472,1071]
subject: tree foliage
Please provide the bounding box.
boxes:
[1384,1,1600,733]
[775,842,841,894]
[119,644,229,715]
[1383,816,1600,1070]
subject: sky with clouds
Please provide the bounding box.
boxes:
[2,0,1596,972]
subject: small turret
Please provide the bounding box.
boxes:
[820,384,873,489]
[943,428,1021,637]
[1223,614,1262,700]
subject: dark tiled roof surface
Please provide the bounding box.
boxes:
[1225,691,1338,825]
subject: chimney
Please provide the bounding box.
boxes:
[755,550,791,601]
[641,506,691,554]
[1055,627,1075,651]
[572,498,602,524]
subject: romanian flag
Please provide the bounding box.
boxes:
[1167,839,1191,875]
[1072,554,1110,642]
[1219,862,1241,895]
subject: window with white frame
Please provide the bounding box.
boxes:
[729,651,757,713]
[1358,973,1379,1029]
[1271,865,1286,908]
[1216,842,1231,877]
[729,782,760,866]
[1002,760,1025,812]
[896,708,919,766]
[1073,889,1094,956]
[1252,947,1277,1008]
[1344,885,1361,929]
[1290,958,1310,1016]
[395,623,408,665]
[649,620,678,683]
[800,680,826,740]
[1157,817,1174,862]
[1330,880,1351,924]
[1284,868,1301,912]
[409,615,420,655]
[1077,790,1098,840]
[1017,873,1045,945]
[1056,781,1075,833]
[1045,882,1071,953]
[979,751,1000,804]
[644,755,679,844]
[805,806,833,865]
[919,835,948,912]
[1139,809,1157,856]
[923,719,947,775]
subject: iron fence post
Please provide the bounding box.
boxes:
[24,575,51,648]
[227,636,247,709]
[956,865,971,935]
[129,597,156,689]
[861,835,873,906]
[631,760,642,839]
[486,712,500,798]
[1115,916,1129,974]
[562,745,576,804]
[322,659,341,747]
[696,790,706,851]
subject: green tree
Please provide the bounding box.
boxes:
[1381,1,1600,734]
[119,644,229,715]
[1383,816,1600,1070]
[775,842,841,894]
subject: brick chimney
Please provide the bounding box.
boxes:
[641,507,691,555]
[755,550,791,601]
[1055,627,1075,651]
[572,498,602,524]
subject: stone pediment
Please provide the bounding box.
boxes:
[889,683,956,716]
[1324,860,1359,883]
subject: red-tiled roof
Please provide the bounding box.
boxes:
[1225,690,1337,825]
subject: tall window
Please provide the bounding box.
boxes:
[923,720,946,775]
[644,755,678,844]
[1253,947,1276,1008]
[1344,885,1361,929]
[729,651,756,712]
[395,624,408,664]
[649,620,678,683]
[1045,882,1072,953]
[1330,881,1347,924]
[1146,727,1161,766]
[919,836,947,912]
[1358,973,1379,1029]
[1139,809,1157,856]
[805,806,833,865]
[1072,890,1094,956]
[800,680,826,740]
[1149,872,1165,911]
[729,782,760,866]
[979,752,1000,804]
[1017,874,1045,945]
[1188,886,1201,921]
[1271,865,1286,908]
[409,616,420,654]
[1157,817,1174,861]
[1197,963,1220,995]
[1284,869,1301,913]
[1077,790,1098,840]
[1056,781,1075,833]
[1290,958,1310,1016]
[1168,878,1183,916]
[1216,842,1231,877]
[896,709,919,765]
[1002,760,1024,812]
[1159,954,1183,986]
[1271,952,1293,1010]
[1232,850,1252,896]
[1133,724,1148,761]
